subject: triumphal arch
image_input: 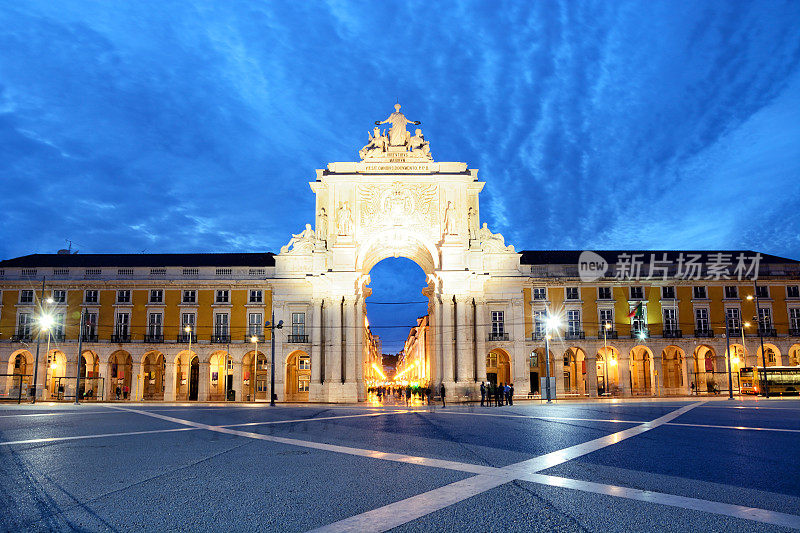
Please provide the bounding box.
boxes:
[275,104,525,402]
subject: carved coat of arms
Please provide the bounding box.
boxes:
[359,182,438,232]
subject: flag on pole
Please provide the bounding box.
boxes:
[628,301,643,319]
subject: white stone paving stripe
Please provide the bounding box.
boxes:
[522,473,800,530]
[504,402,703,475]
[306,474,513,533]
[98,402,800,532]
[0,427,198,446]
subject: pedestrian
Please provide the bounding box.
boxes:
[123,384,129,400]
[406,386,412,406]
[508,383,514,405]
[439,383,446,407]
[480,381,485,407]
[497,382,503,406]
[426,387,432,405]
[115,385,121,400]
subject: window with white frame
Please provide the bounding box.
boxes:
[149,289,163,304]
[52,313,65,338]
[115,312,130,337]
[631,305,647,333]
[662,308,678,332]
[181,312,195,334]
[214,313,229,336]
[693,286,707,299]
[299,355,310,370]
[249,290,263,304]
[20,290,34,304]
[565,287,579,300]
[599,308,613,330]
[788,286,800,299]
[182,290,196,304]
[84,312,98,339]
[567,310,581,334]
[790,308,800,331]
[532,288,547,300]
[298,377,310,392]
[117,290,131,303]
[215,290,229,304]
[661,286,676,299]
[148,313,163,337]
[491,311,505,336]
[755,285,769,299]
[17,313,32,337]
[84,289,98,304]
[725,308,741,331]
[52,290,66,303]
[758,307,772,330]
[533,310,546,338]
[695,308,709,332]
[724,286,738,299]
[292,313,305,336]
[248,313,263,336]
[630,286,644,300]
[598,287,612,300]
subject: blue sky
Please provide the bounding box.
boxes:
[1,1,799,351]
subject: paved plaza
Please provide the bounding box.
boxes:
[1,398,799,532]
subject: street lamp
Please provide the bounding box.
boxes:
[748,282,769,397]
[602,321,612,395]
[250,335,259,402]
[36,313,54,403]
[543,314,561,403]
[265,311,283,407]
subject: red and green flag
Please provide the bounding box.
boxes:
[627,301,644,319]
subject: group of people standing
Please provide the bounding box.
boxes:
[369,385,433,405]
[480,381,513,406]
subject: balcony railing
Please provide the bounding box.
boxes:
[565,331,585,340]
[662,329,683,339]
[790,328,800,337]
[488,332,509,341]
[246,333,265,342]
[211,334,231,343]
[287,334,309,343]
[630,328,649,339]
[694,328,714,338]
[144,333,164,343]
[83,333,99,342]
[532,332,545,341]
[111,333,131,343]
[758,327,777,337]
[177,333,197,343]
[597,330,618,340]
[12,331,33,342]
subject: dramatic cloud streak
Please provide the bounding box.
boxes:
[1,1,799,350]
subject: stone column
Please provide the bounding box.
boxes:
[553,349,565,398]
[455,296,472,385]
[619,355,632,396]
[132,361,144,401]
[344,297,357,385]
[680,352,690,394]
[198,361,210,401]
[232,361,242,402]
[586,353,598,398]
[475,299,487,383]
[511,298,525,389]
[653,355,664,397]
[441,295,455,386]
[163,361,176,401]
[310,300,321,384]
[355,297,365,400]
[329,297,342,384]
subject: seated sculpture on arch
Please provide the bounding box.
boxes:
[280,223,317,254]
[478,223,515,253]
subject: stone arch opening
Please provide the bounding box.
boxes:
[661,345,685,393]
[286,350,310,401]
[596,345,620,395]
[243,349,269,401]
[486,348,511,387]
[174,350,195,401]
[143,351,165,400]
[46,350,67,399]
[109,350,132,400]
[209,351,232,401]
[757,343,782,367]
[80,350,101,400]
[788,344,800,366]
[563,347,587,396]
[5,350,33,398]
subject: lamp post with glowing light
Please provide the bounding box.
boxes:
[543,314,562,403]
[265,311,283,407]
[741,322,750,367]
[724,313,734,400]
[250,335,259,402]
[602,321,612,395]
[747,289,769,398]
[36,311,54,404]
[30,278,47,403]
